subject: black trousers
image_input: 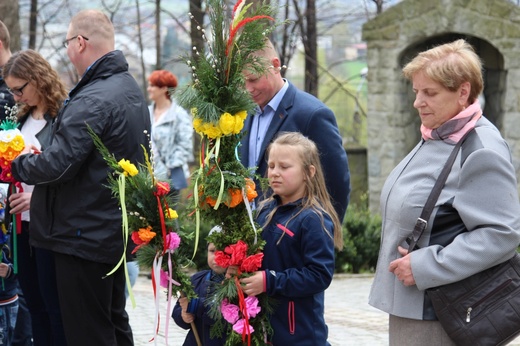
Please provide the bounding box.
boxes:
[54,253,133,346]
[16,221,67,346]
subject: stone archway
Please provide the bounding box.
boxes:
[362,0,520,212]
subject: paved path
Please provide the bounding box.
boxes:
[127,273,520,345]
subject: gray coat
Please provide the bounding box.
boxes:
[369,117,520,320]
[148,102,193,180]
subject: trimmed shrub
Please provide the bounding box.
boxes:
[336,194,381,273]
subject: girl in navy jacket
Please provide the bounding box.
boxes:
[241,132,343,345]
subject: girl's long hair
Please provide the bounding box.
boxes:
[257,132,343,250]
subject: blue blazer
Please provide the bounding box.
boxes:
[240,81,350,221]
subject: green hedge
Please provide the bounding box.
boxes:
[335,194,382,273]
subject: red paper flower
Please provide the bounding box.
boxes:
[215,240,249,268]
[226,240,248,266]
[215,250,230,268]
[155,181,170,197]
[240,253,263,273]
[0,165,14,183]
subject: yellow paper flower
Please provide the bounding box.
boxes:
[3,147,20,161]
[204,124,223,139]
[10,134,25,151]
[219,112,235,135]
[235,110,247,120]
[193,118,204,133]
[166,208,178,219]
[118,159,138,177]
[232,116,244,134]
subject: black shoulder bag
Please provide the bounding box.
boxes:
[407,131,520,346]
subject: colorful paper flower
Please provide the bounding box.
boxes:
[155,181,171,196]
[244,296,261,318]
[240,253,263,273]
[221,299,240,324]
[165,232,181,252]
[118,159,138,177]
[232,319,254,334]
[166,208,178,219]
[137,226,156,242]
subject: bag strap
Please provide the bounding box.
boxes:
[407,130,474,252]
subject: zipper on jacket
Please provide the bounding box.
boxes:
[288,301,295,335]
[466,278,512,322]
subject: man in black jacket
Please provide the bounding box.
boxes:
[12,10,151,346]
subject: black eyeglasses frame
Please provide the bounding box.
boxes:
[7,81,29,97]
[62,35,89,48]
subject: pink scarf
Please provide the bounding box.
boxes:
[421,100,482,144]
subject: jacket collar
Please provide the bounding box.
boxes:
[69,50,128,99]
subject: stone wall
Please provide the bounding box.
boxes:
[362,0,520,213]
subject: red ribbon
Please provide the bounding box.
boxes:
[235,276,251,346]
[153,182,170,254]
[155,194,167,254]
[14,182,23,235]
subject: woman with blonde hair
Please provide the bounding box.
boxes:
[241,131,341,345]
[369,39,520,345]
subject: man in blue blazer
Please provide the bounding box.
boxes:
[240,39,350,222]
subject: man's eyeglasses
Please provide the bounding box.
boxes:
[62,35,89,48]
[7,81,29,97]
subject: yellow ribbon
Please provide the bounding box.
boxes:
[104,174,135,308]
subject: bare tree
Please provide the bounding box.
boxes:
[303,0,318,96]
[189,0,205,65]
[135,0,148,100]
[101,0,123,23]
[371,0,383,14]
[155,0,161,69]
[29,0,37,49]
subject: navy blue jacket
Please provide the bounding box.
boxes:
[172,270,225,346]
[258,197,335,345]
[0,245,17,302]
[240,81,350,222]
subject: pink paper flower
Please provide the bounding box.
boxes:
[232,319,254,334]
[159,269,181,288]
[220,299,239,324]
[244,296,261,318]
[160,269,169,288]
[166,232,181,252]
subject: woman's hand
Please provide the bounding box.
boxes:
[240,271,265,297]
[9,192,32,214]
[20,144,40,156]
[389,246,416,286]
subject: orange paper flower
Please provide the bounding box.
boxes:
[137,226,156,242]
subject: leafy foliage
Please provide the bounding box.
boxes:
[175,0,282,343]
[88,126,196,299]
[336,193,382,273]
